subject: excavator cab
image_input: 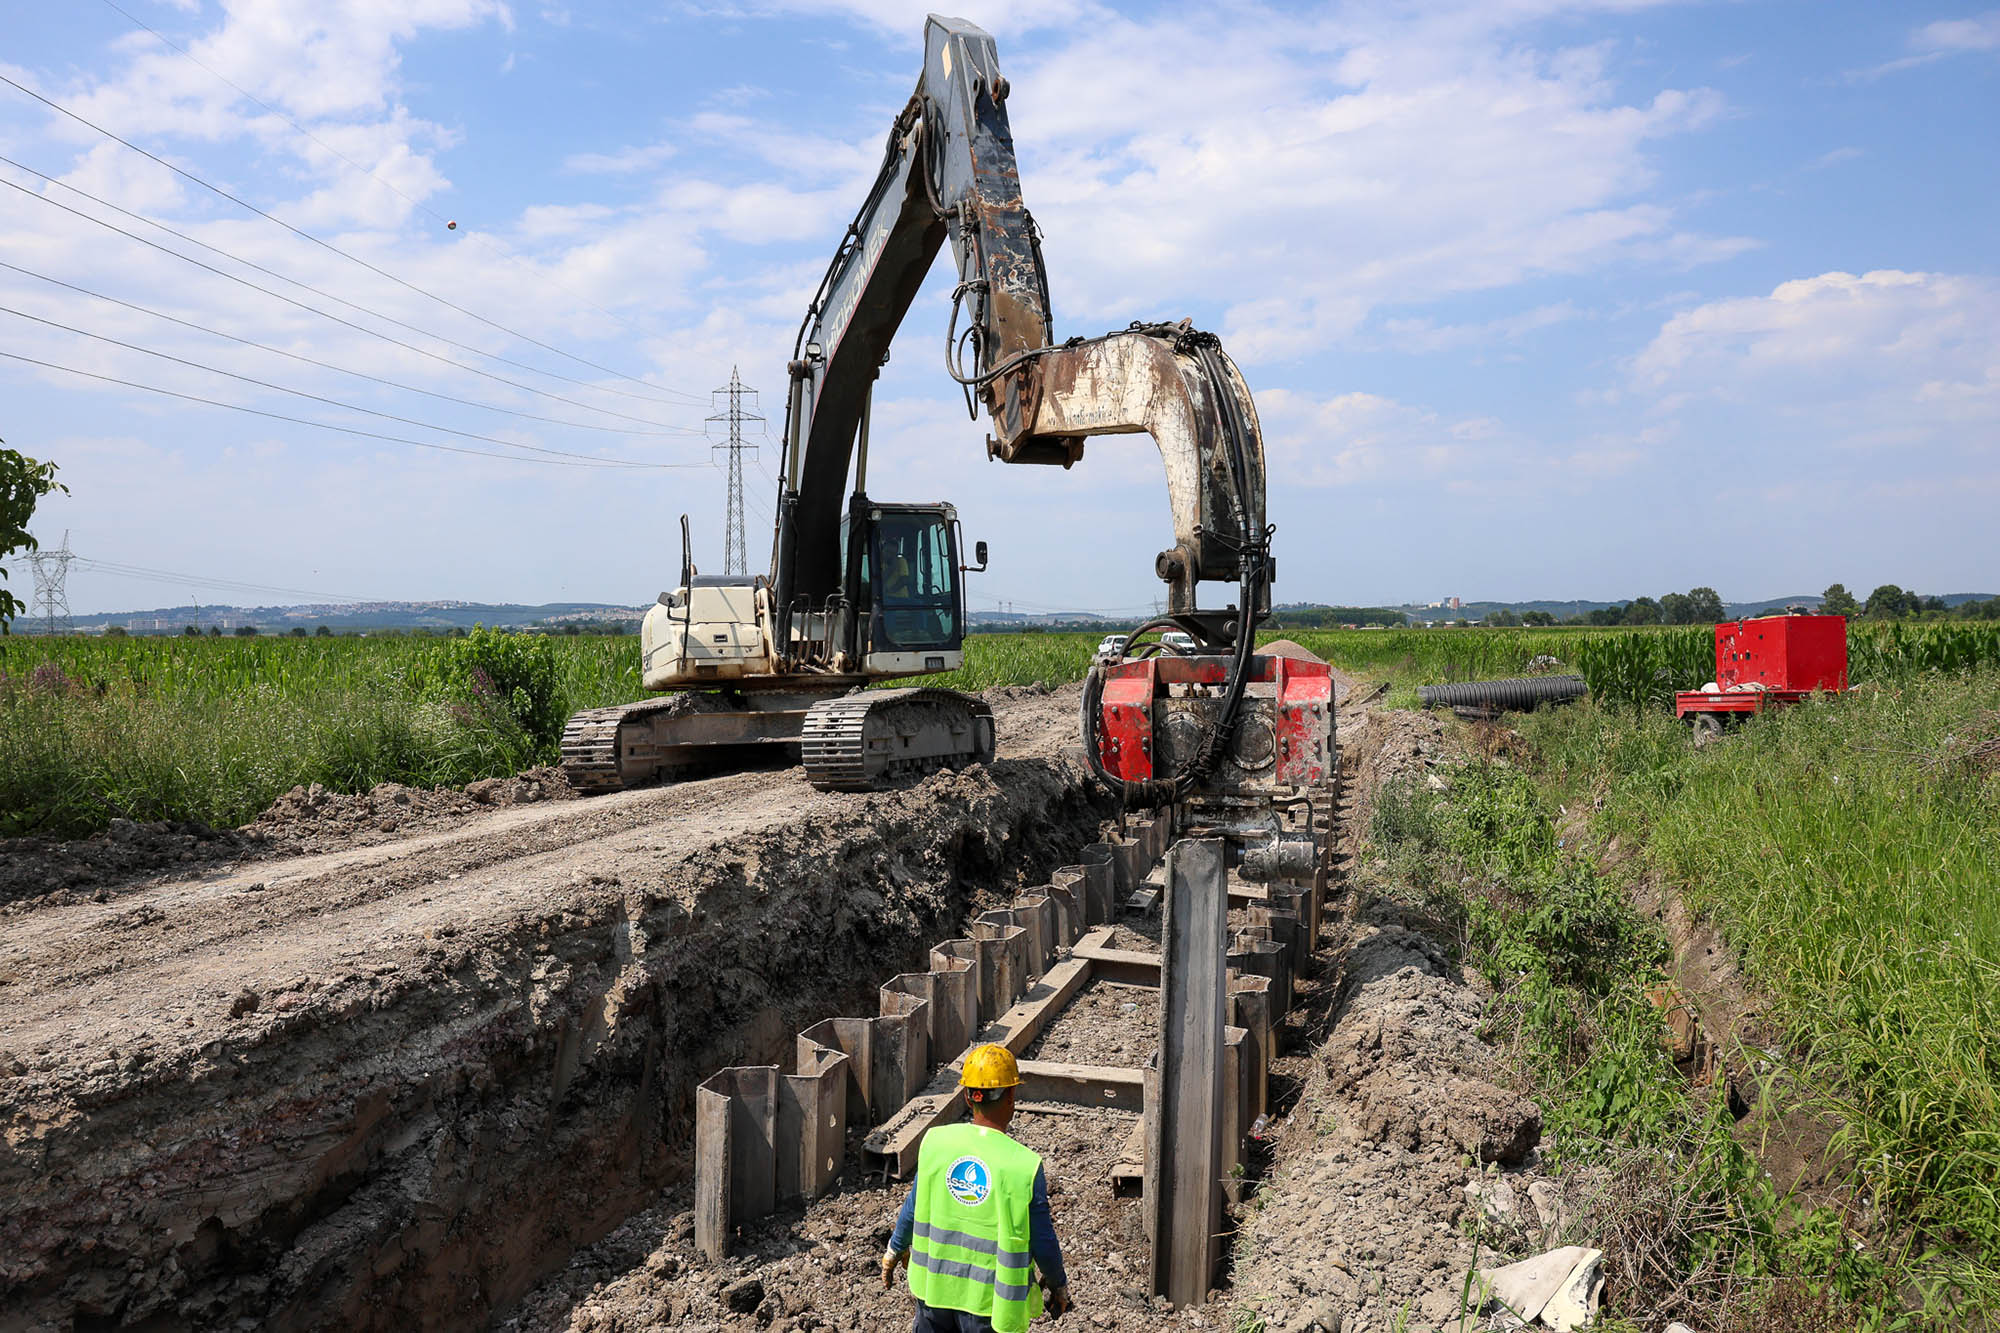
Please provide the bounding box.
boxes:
[841,500,973,676]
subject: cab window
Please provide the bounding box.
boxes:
[872,514,957,649]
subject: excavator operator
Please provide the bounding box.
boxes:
[880,1045,1074,1330]
[879,524,951,645]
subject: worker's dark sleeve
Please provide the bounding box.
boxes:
[1030,1164,1067,1288]
[887,1183,918,1255]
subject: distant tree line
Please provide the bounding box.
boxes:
[1473,584,1999,629]
[1483,587,1728,627]
[150,620,641,638]
[1821,583,1999,621]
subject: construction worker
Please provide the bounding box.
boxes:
[880,1044,1074,1330]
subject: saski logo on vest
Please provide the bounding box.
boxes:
[945,1156,991,1206]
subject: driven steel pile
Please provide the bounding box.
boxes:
[691,784,1336,1305]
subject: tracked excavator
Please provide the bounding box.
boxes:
[562,14,1306,798]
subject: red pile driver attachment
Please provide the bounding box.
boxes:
[1095,653,1335,799]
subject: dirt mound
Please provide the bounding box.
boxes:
[0,819,258,912]
[1342,707,1452,827]
[247,766,576,854]
[0,768,581,911]
[1232,921,1564,1333]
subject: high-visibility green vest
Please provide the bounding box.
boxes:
[908,1121,1045,1332]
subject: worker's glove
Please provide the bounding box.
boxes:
[880,1248,908,1290]
[1044,1282,1074,1317]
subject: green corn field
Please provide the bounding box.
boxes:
[5,618,1998,838]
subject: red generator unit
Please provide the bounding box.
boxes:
[1096,652,1336,797]
[1675,614,1848,735]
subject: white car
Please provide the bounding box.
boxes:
[1094,633,1129,662]
[1160,630,1198,654]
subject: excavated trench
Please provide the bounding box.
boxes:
[0,726,1111,1332]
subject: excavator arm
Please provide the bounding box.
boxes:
[567,14,1302,803]
[774,14,1268,648]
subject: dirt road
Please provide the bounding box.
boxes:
[1,685,1104,1332]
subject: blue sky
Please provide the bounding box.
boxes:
[3,0,1995,617]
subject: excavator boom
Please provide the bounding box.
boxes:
[563,13,1288,798]
[776,15,1267,650]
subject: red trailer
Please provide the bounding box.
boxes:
[1675,614,1848,739]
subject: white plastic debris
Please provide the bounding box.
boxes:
[1469,1245,1604,1329]
[1538,1248,1604,1332]
[1470,1246,1590,1324]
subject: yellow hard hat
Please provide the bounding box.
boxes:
[960,1044,1021,1091]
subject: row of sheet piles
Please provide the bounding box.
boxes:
[1145,837,1326,1305]
[692,812,1171,1258]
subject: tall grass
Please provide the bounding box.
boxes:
[1572,628,1713,711]
[0,633,641,708]
[907,633,1099,692]
[8,620,1994,839]
[1278,625,1680,687]
[0,634,643,838]
[1851,621,2000,680]
[1526,674,2000,1304]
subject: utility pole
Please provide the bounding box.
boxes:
[706,369,764,576]
[27,530,75,636]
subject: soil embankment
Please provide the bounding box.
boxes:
[0,687,1105,1331]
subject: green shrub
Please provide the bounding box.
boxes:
[428,625,565,756]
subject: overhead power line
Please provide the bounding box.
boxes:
[0,260,699,438]
[0,347,709,469]
[0,303,679,466]
[75,554,370,604]
[0,69,701,407]
[94,0,688,369]
[0,163,699,424]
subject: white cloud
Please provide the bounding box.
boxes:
[988,5,1740,362]
[1912,10,2000,55]
[1855,7,2000,78]
[1635,270,2000,449]
[565,142,678,174]
[693,2,1743,366]
[1809,145,1863,170]
[1377,302,1585,354]
[1255,387,1502,487]
[714,0,1104,41]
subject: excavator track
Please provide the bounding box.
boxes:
[801,688,996,792]
[558,695,711,794]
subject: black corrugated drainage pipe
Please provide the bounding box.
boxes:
[1417,675,1587,718]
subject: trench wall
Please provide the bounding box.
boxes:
[0,759,1108,1332]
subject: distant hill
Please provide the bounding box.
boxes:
[968,609,1113,627]
[59,590,2000,635]
[70,600,650,634]
[1393,593,1998,623]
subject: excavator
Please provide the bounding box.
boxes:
[561,14,1303,799]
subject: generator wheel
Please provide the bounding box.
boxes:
[1689,713,1725,748]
